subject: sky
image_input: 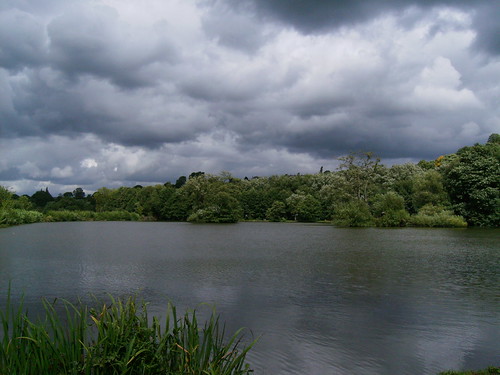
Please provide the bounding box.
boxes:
[1,0,499,196]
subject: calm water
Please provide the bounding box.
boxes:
[0,222,498,374]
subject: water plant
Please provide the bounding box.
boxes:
[0,290,255,374]
[439,367,499,375]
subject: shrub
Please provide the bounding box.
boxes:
[0,209,44,227]
[45,210,94,222]
[376,209,410,227]
[95,210,141,221]
[266,201,287,222]
[439,367,499,375]
[410,204,467,227]
[333,200,374,227]
[372,192,410,227]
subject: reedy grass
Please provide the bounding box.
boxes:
[439,367,499,375]
[0,289,255,374]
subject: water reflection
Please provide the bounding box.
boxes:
[0,222,498,374]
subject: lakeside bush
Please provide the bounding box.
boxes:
[332,200,374,227]
[410,204,468,228]
[0,292,255,375]
[44,210,141,222]
[439,367,499,375]
[0,209,44,227]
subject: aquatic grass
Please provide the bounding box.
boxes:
[0,290,255,374]
[438,367,499,375]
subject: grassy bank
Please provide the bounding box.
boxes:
[0,292,255,374]
[439,367,499,374]
[0,209,141,227]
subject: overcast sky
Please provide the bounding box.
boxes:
[1,0,499,195]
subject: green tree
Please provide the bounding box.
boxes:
[332,200,374,227]
[0,186,13,209]
[266,201,287,222]
[411,170,450,211]
[442,139,499,226]
[487,133,500,144]
[30,188,54,209]
[188,191,242,223]
[286,193,321,222]
[371,192,410,227]
[383,163,423,213]
[12,195,33,210]
[73,187,86,199]
[174,176,187,188]
[337,152,384,202]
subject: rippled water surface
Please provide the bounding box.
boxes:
[1,222,499,374]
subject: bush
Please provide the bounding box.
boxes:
[94,210,141,221]
[45,210,95,222]
[439,367,499,375]
[0,209,44,227]
[0,292,255,375]
[266,201,287,222]
[376,209,410,227]
[333,200,374,227]
[410,204,467,227]
[372,192,410,227]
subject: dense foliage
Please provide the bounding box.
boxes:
[1,136,498,227]
[0,291,254,374]
[438,367,499,375]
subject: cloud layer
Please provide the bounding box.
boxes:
[1,0,499,195]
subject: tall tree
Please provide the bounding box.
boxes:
[442,137,499,226]
[337,152,384,202]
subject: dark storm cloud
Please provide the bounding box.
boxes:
[471,3,500,55]
[201,1,269,53]
[47,5,178,88]
[1,0,499,195]
[0,9,47,70]
[241,0,492,37]
[236,0,498,54]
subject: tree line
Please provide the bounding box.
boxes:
[1,135,498,227]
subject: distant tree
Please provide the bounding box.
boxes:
[411,170,450,211]
[383,163,424,213]
[189,171,205,179]
[487,133,500,144]
[17,196,33,210]
[337,152,384,202]
[30,188,54,209]
[73,187,85,199]
[174,176,187,189]
[333,200,374,227]
[187,191,242,223]
[417,160,435,170]
[266,201,287,222]
[286,193,321,222]
[371,192,410,227]
[442,139,499,226]
[0,186,13,209]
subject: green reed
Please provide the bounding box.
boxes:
[0,289,255,374]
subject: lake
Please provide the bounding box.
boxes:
[0,222,498,374]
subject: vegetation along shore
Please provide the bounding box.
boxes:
[0,291,255,374]
[1,135,498,228]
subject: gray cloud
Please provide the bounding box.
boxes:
[1,0,499,195]
[0,9,47,70]
[47,4,178,88]
[471,3,500,55]
[236,0,499,53]
[201,2,270,53]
